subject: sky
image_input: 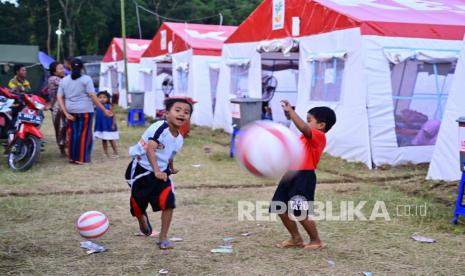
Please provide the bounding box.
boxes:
[0,0,18,7]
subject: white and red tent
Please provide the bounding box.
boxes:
[138,22,237,126]
[428,36,465,181]
[213,0,465,172]
[99,37,150,108]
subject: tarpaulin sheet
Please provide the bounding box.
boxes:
[226,0,465,44]
[142,23,237,58]
[102,38,150,63]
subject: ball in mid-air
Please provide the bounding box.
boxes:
[236,121,303,178]
[76,211,109,239]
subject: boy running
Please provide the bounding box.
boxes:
[125,97,192,249]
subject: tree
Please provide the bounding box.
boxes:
[45,0,51,54]
[57,0,87,56]
[0,0,262,57]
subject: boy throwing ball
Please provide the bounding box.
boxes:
[125,97,192,249]
[270,100,336,250]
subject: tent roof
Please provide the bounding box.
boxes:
[226,0,465,44]
[102,38,151,63]
[0,44,39,64]
[142,22,237,58]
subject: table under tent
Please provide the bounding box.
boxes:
[215,0,465,169]
[99,38,150,108]
[138,23,237,126]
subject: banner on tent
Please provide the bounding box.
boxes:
[161,30,167,50]
[272,0,285,30]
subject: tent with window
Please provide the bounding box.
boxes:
[99,38,151,108]
[138,23,237,126]
[213,0,465,170]
[427,37,465,181]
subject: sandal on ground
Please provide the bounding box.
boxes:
[137,214,152,236]
[158,240,175,250]
[276,240,304,248]
[303,242,326,250]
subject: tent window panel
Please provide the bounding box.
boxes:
[391,60,456,147]
[119,72,125,91]
[143,73,152,92]
[156,65,173,97]
[110,69,118,91]
[310,58,344,102]
[103,72,110,88]
[230,66,249,97]
[209,68,219,114]
[177,70,188,95]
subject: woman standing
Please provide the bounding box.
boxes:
[57,58,112,164]
[48,62,67,156]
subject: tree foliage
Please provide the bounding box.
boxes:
[0,0,261,60]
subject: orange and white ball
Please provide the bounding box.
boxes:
[236,121,303,178]
[76,211,109,239]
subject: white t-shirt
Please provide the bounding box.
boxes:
[129,121,183,171]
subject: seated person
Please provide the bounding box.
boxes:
[262,105,273,121]
[8,64,31,94]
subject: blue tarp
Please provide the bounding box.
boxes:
[38,51,55,70]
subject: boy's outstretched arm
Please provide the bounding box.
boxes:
[146,140,168,181]
[281,100,312,139]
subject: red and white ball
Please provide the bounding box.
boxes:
[76,211,109,239]
[236,121,303,178]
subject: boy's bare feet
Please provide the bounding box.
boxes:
[276,238,304,248]
[303,241,326,250]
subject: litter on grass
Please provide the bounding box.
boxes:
[411,234,435,243]
[134,231,159,237]
[80,241,106,255]
[169,237,184,242]
[211,248,233,253]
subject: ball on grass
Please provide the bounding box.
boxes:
[76,211,109,239]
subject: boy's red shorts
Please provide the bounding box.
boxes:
[125,161,176,217]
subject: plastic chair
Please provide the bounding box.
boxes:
[229,127,240,158]
[453,172,465,224]
[127,109,145,127]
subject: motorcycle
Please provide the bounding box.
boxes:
[0,87,46,172]
[0,93,15,139]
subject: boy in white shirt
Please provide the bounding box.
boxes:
[125,97,192,249]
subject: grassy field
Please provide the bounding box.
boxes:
[1,108,464,275]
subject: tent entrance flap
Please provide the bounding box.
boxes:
[261,52,299,124]
[209,63,220,114]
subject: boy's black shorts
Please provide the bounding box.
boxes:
[125,160,176,217]
[270,170,316,217]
